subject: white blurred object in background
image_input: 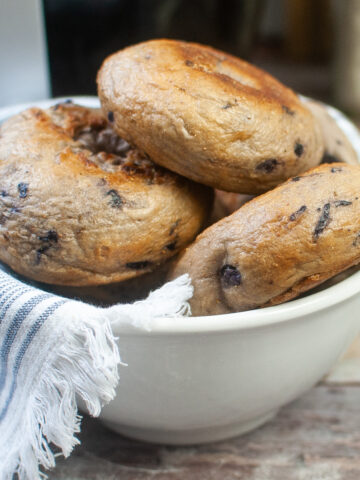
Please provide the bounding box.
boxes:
[0,0,49,107]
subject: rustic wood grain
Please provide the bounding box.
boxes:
[50,385,360,480]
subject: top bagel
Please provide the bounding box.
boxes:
[97,39,324,194]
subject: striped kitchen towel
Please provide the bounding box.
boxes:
[0,266,192,480]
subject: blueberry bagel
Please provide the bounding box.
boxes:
[98,39,324,194]
[0,102,212,286]
[170,163,360,315]
[305,99,358,166]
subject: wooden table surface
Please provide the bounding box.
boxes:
[50,336,360,480]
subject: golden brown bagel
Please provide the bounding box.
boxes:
[170,163,360,315]
[209,190,253,225]
[305,98,358,165]
[97,39,324,194]
[0,102,212,286]
[215,190,253,215]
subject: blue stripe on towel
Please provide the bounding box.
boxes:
[0,275,27,295]
[0,293,52,393]
[0,273,33,302]
[0,285,30,321]
[0,282,17,296]
[0,298,66,421]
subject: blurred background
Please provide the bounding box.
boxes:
[0,0,360,116]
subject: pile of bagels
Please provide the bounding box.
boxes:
[1,39,360,316]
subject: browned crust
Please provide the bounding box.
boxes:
[170,163,360,315]
[0,102,212,286]
[98,39,324,194]
[263,262,360,308]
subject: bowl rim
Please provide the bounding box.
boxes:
[2,97,360,335]
[113,269,360,334]
[0,96,101,121]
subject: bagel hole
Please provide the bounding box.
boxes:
[74,124,135,172]
[73,122,167,182]
[75,125,131,159]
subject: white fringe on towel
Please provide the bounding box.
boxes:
[0,271,192,480]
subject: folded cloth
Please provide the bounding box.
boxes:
[0,267,192,480]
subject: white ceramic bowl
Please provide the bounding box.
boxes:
[102,273,360,444]
[99,97,360,445]
[1,97,360,445]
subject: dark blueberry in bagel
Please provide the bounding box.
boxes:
[220,264,242,287]
[313,203,331,240]
[255,159,279,174]
[294,143,304,157]
[17,182,28,198]
[289,205,307,221]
